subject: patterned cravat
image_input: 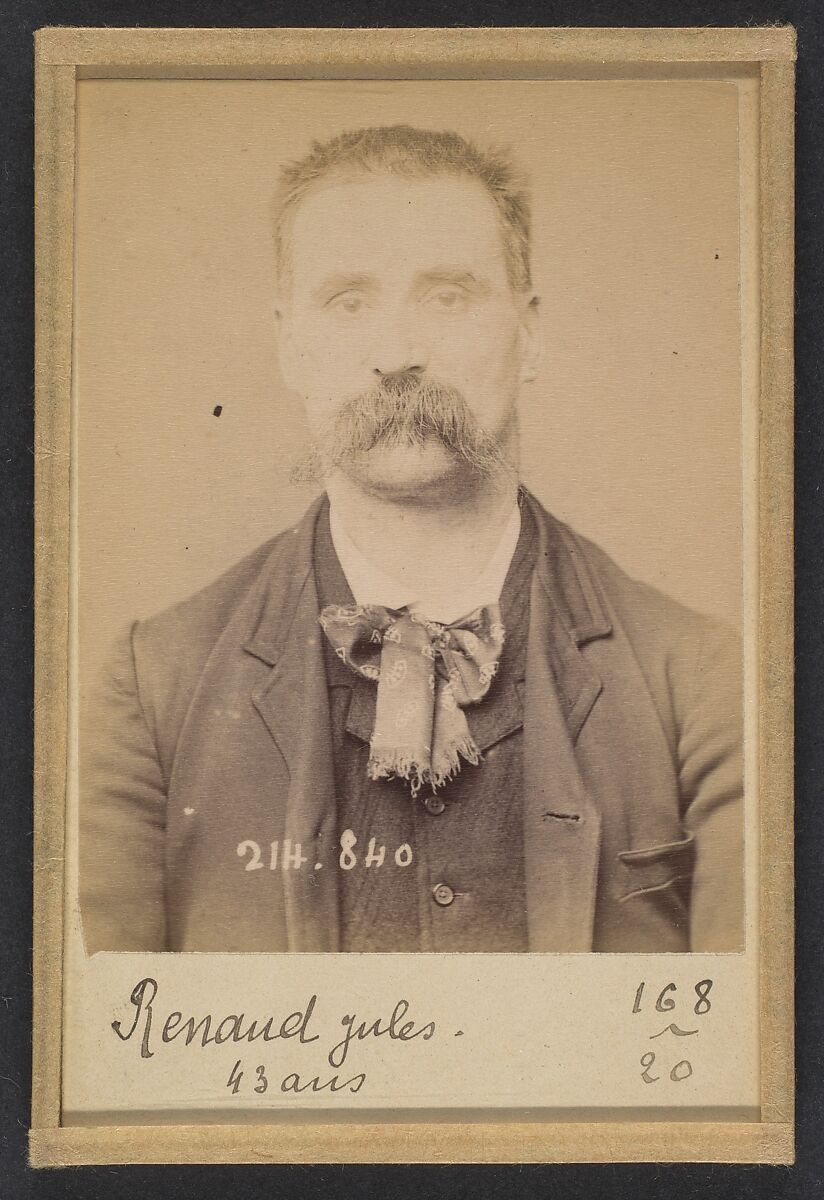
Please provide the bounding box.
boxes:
[319,603,506,795]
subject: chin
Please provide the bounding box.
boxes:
[344,441,476,505]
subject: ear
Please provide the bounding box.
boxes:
[273,294,299,390]
[518,294,543,384]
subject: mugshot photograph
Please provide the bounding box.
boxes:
[79,125,744,956]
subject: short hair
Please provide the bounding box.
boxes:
[273,124,532,292]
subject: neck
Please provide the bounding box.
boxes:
[326,468,520,604]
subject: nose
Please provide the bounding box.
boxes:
[373,364,424,385]
[370,310,426,378]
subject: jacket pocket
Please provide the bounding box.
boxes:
[616,832,695,902]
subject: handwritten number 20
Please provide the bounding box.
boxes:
[640,1052,693,1084]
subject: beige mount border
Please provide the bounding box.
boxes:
[31,25,795,1166]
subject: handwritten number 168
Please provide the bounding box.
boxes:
[632,979,713,1015]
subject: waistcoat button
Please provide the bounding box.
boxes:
[432,883,455,907]
[425,795,446,815]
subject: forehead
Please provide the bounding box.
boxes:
[286,172,510,290]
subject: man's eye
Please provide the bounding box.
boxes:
[427,288,468,311]
[329,292,365,314]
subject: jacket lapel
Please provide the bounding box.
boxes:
[245,497,341,952]
[522,493,611,951]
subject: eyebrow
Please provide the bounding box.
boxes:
[311,273,376,302]
[416,268,492,294]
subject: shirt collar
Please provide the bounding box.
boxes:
[328,501,522,626]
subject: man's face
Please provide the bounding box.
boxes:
[276,171,541,500]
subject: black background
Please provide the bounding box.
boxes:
[1,2,820,1196]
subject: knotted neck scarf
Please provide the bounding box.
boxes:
[319,603,506,795]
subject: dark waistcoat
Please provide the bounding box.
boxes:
[313,502,537,952]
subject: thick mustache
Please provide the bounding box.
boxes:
[292,376,511,483]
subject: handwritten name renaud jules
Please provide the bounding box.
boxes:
[112,977,437,1095]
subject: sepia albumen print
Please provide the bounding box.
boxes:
[77,81,744,956]
[31,24,796,1164]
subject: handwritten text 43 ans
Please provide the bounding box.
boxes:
[111,978,437,1099]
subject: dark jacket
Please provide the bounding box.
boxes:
[80,491,744,953]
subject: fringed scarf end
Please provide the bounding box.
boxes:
[368,736,482,796]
